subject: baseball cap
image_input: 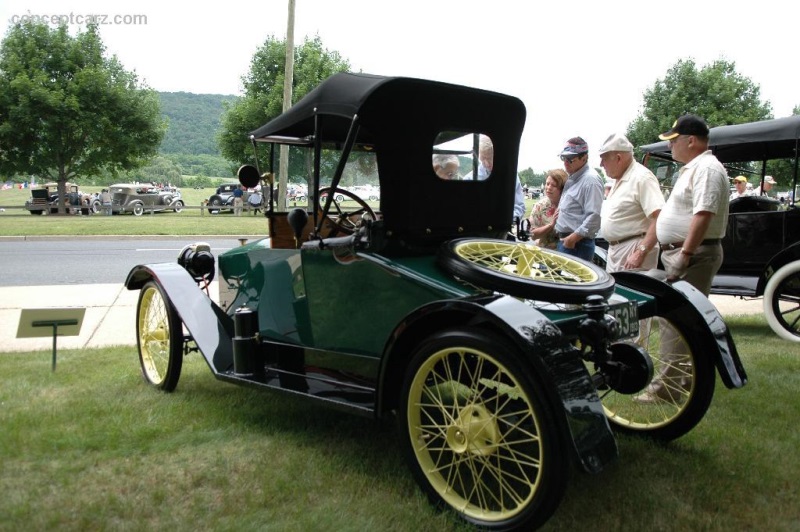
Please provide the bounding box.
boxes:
[658,114,710,140]
[733,176,748,183]
[764,175,777,184]
[598,133,634,155]
[559,137,588,157]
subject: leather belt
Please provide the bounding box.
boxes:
[660,238,722,250]
[607,233,645,246]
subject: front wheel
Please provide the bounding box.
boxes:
[400,328,567,530]
[763,261,800,342]
[172,200,184,213]
[136,281,183,391]
[594,312,715,441]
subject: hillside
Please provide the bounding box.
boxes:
[158,92,238,156]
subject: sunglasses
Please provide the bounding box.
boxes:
[560,154,582,163]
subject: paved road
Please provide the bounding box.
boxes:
[0,237,243,286]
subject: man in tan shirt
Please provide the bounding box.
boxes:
[599,133,664,273]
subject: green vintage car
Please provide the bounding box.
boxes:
[125,73,747,530]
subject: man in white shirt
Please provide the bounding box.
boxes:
[729,176,751,200]
[599,133,664,272]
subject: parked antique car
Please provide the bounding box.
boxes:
[110,183,184,215]
[125,73,747,530]
[206,183,240,213]
[640,115,800,342]
[24,182,100,215]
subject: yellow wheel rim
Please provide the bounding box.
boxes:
[454,240,599,285]
[595,318,695,429]
[138,285,172,385]
[407,347,544,522]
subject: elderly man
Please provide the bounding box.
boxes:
[554,136,604,261]
[753,175,776,197]
[729,176,751,200]
[656,114,729,293]
[464,135,526,221]
[637,114,730,404]
[599,133,664,272]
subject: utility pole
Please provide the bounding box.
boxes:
[278,0,295,211]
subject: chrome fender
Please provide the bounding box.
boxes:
[125,262,235,374]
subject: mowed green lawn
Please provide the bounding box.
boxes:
[0,315,798,530]
[0,186,307,237]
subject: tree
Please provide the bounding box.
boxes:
[218,35,350,175]
[626,59,772,150]
[0,21,166,213]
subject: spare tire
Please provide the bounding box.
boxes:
[437,238,615,304]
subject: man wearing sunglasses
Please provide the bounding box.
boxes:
[553,136,604,261]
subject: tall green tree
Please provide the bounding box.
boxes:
[218,35,350,174]
[0,21,166,212]
[626,59,772,149]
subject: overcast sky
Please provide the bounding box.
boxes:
[3,0,798,171]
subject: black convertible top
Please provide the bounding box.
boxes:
[640,115,800,163]
[250,73,528,252]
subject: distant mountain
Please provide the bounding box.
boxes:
[158,92,238,156]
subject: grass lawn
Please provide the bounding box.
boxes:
[1,315,798,530]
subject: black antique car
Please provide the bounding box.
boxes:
[641,115,800,342]
[125,73,746,530]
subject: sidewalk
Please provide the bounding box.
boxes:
[0,283,762,353]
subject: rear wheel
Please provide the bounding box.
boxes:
[136,281,183,391]
[763,261,800,342]
[593,312,715,441]
[400,328,567,530]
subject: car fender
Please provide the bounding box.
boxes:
[379,294,618,475]
[125,262,235,373]
[613,271,747,389]
[757,241,800,295]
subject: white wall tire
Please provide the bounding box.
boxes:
[763,261,800,342]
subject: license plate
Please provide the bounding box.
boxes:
[609,301,639,339]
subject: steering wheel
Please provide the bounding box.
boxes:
[318,187,376,235]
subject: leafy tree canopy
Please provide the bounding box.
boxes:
[0,20,166,211]
[218,35,350,171]
[626,59,772,150]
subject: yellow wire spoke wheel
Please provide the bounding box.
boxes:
[438,238,615,303]
[590,313,715,441]
[136,281,183,392]
[401,328,567,530]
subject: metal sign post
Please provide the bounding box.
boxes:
[17,308,86,371]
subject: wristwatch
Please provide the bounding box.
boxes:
[636,244,648,253]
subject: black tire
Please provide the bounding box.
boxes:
[172,200,184,213]
[136,281,183,392]
[29,210,43,215]
[763,261,800,342]
[593,312,715,441]
[90,200,101,214]
[132,203,144,216]
[399,328,568,530]
[208,197,222,214]
[438,238,615,304]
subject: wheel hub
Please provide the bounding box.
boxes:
[446,404,499,456]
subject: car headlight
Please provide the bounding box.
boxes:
[178,242,216,283]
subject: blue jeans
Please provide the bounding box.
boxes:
[557,238,595,262]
